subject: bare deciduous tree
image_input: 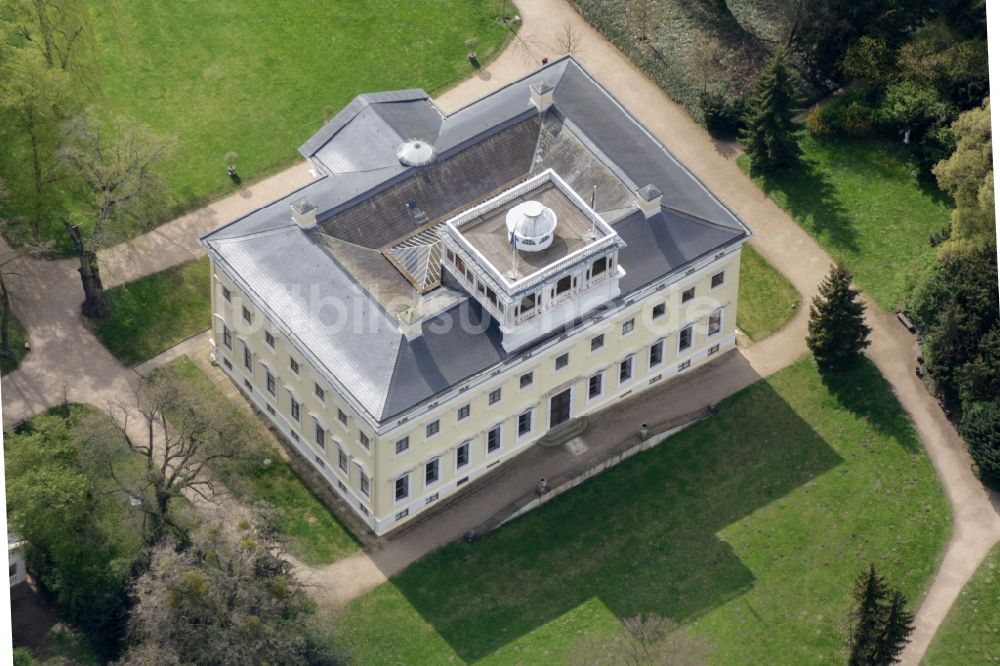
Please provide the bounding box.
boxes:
[632,0,656,43]
[59,113,170,318]
[9,0,92,72]
[566,613,711,666]
[554,21,582,55]
[77,370,256,546]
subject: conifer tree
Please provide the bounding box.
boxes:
[740,49,800,171]
[847,564,915,666]
[874,590,916,665]
[807,262,871,369]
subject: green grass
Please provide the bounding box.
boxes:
[737,245,800,340]
[89,257,211,365]
[738,132,952,312]
[158,356,361,565]
[924,543,1000,665]
[0,1,513,254]
[335,358,949,664]
[0,313,29,375]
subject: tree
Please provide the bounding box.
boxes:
[740,49,799,171]
[806,262,871,369]
[0,42,75,240]
[848,564,914,666]
[118,511,342,666]
[882,80,950,143]
[932,99,994,247]
[79,368,258,547]
[841,35,893,92]
[566,613,711,665]
[5,0,93,72]
[59,113,169,318]
[960,401,1000,488]
[4,408,142,660]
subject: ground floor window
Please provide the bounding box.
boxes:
[395,475,409,502]
[518,410,532,436]
[588,372,603,399]
[360,472,370,497]
[456,442,470,468]
[314,419,325,449]
[338,446,348,472]
[222,324,232,349]
[708,310,722,336]
[290,396,300,422]
[649,339,664,367]
[487,425,502,453]
[679,325,693,352]
[425,458,440,486]
[266,370,276,396]
[619,357,633,384]
[243,345,252,371]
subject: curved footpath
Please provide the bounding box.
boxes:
[1,2,997,660]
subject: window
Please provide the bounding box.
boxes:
[425,458,440,486]
[290,396,300,422]
[678,359,691,371]
[591,256,608,277]
[520,372,533,389]
[338,446,348,472]
[314,456,325,469]
[555,352,569,370]
[222,286,231,302]
[556,274,572,295]
[314,419,326,449]
[518,410,532,436]
[679,325,693,351]
[682,287,695,303]
[222,324,232,349]
[619,357,633,384]
[395,436,409,455]
[455,255,466,273]
[649,340,664,367]
[489,388,502,405]
[223,357,232,370]
[266,369,276,396]
[244,379,253,392]
[360,432,370,449]
[360,472,370,497]
[711,271,725,288]
[265,331,275,347]
[315,383,325,401]
[458,404,470,420]
[487,425,502,453]
[622,318,635,335]
[652,303,666,319]
[708,310,722,336]
[456,442,470,468]
[426,420,440,437]
[518,293,538,316]
[589,371,603,399]
[243,346,253,371]
[290,357,299,374]
[591,334,604,352]
[242,306,252,324]
[395,475,410,502]
[338,409,348,425]
[291,430,300,442]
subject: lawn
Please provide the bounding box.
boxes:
[0,312,29,375]
[738,132,952,312]
[157,356,361,565]
[1,1,513,254]
[737,244,800,340]
[924,543,1000,665]
[89,257,210,365]
[334,358,949,664]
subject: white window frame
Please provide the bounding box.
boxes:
[678,324,694,353]
[618,356,634,386]
[710,270,725,290]
[517,409,534,438]
[588,371,604,401]
[455,441,471,471]
[649,339,665,368]
[489,387,502,406]
[424,457,441,488]
[486,424,503,455]
[621,318,635,336]
[393,473,410,504]
[337,445,349,473]
[708,309,723,337]
[426,419,440,439]
[395,436,410,456]
[457,404,470,421]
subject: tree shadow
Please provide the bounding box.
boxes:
[753,155,859,254]
[818,357,921,453]
[389,380,844,661]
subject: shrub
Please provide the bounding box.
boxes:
[699,91,746,139]
[806,107,832,137]
[842,100,876,136]
[961,401,1000,488]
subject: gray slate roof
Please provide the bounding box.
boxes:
[201,56,750,425]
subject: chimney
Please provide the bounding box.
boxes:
[636,184,662,218]
[398,307,422,341]
[291,197,317,230]
[530,80,554,113]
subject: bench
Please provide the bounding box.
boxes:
[896,311,916,334]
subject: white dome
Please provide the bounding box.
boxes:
[505,200,556,252]
[396,139,436,166]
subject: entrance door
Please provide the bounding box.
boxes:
[549,388,572,428]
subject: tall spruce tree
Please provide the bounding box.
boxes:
[807,262,871,369]
[848,565,915,666]
[740,49,800,171]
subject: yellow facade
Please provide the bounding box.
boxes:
[209,241,744,535]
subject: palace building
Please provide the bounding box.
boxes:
[200,56,752,535]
